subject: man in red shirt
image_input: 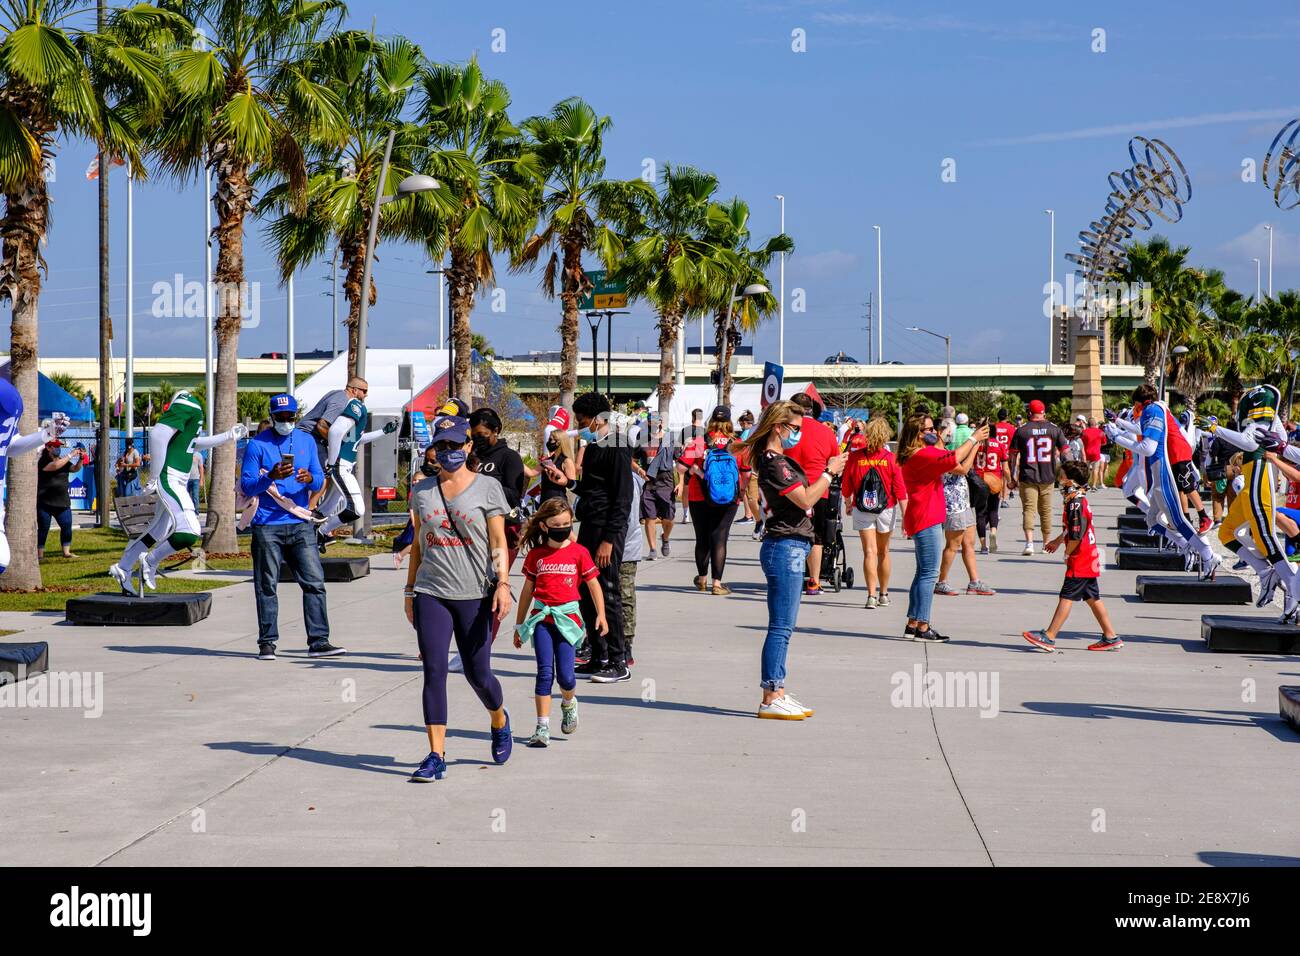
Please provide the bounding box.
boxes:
[788,393,839,594]
[1079,415,1106,490]
[993,408,1017,456]
[1022,461,1121,652]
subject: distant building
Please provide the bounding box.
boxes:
[1051,306,1129,365]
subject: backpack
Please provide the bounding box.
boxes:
[703,447,739,505]
[855,463,888,514]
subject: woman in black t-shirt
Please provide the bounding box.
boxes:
[741,400,847,721]
[38,439,83,558]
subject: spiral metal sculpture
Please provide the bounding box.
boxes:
[1066,136,1192,324]
[1263,119,1300,210]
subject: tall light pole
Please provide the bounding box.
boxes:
[125,172,134,440]
[873,225,883,363]
[907,325,951,409]
[427,265,446,348]
[204,160,214,433]
[776,194,785,364]
[1265,223,1275,298]
[330,248,339,357]
[1253,257,1262,301]
[1045,208,1055,367]
[354,129,438,538]
[286,273,295,392]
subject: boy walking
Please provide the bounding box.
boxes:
[1023,460,1123,652]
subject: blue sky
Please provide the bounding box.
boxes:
[16,0,1300,367]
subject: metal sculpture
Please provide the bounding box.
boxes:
[1263,119,1300,210]
[1066,136,1192,326]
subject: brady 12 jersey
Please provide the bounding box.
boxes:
[976,441,1003,477]
[158,390,205,472]
[0,378,24,482]
[1063,491,1100,578]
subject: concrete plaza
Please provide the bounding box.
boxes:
[3,491,1297,867]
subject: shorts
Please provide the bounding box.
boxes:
[1060,576,1100,602]
[944,507,976,532]
[1172,459,1199,494]
[852,504,897,533]
[811,496,832,545]
[641,482,675,521]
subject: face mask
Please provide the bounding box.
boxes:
[545,525,572,543]
[420,460,438,477]
[781,427,801,450]
[436,448,467,473]
[578,427,599,443]
[546,440,559,454]
[472,436,492,455]
[922,431,941,446]
[273,420,294,436]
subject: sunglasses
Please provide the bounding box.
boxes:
[431,440,463,452]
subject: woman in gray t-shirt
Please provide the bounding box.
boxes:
[403,414,515,782]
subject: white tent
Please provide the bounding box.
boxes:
[645,381,812,430]
[294,348,449,416]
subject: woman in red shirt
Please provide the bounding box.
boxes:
[679,407,742,595]
[897,413,987,641]
[841,416,907,609]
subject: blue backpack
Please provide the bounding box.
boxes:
[703,447,740,505]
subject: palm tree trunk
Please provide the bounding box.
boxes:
[341,241,366,380]
[205,152,253,554]
[0,174,48,589]
[558,241,582,411]
[656,306,680,427]
[448,248,476,402]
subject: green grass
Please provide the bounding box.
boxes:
[0,524,395,612]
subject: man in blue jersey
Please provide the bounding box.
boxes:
[0,379,69,574]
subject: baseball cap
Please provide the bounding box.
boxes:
[1075,414,1088,424]
[1028,399,1046,414]
[711,405,731,421]
[955,412,969,425]
[438,397,471,418]
[431,414,470,444]
[270,393,298,414]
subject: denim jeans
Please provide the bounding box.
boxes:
[251,522,329,647]
[908,523,944,624]
[759,536,812,690]
[37,507,73,551]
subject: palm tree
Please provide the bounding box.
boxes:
[700,197,791,404]
[149,0,349,552]
[514,98,648,411]
[1168,273,1233,414]
[0,0,169,588]
[257,32,437,379]
[1108,236,1200,386]
[416,57,535,402]
[609,163,722,425]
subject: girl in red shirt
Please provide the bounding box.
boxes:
[841,416,908,609]
[513,498,606,748]
[898,413,987,641]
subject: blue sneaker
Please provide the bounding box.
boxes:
[411,751,446,782]
[490,710,512,764]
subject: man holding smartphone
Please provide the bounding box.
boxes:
[241,393,343,661]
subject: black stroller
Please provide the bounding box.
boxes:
[819,474,854,592]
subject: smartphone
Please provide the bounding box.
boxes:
[280,452,294,469]
[978,417,989,429]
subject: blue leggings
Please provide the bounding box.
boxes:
[413,594,503,726]
[532,619,577,697]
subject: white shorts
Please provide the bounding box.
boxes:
[851,504,897,533]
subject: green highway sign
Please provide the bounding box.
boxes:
[578,270,628,310]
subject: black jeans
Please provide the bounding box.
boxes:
[689,499,739,580]
[975,488,1001,539]
[577,524,625,666]
[251,522,330,647]
[37,506,73,551]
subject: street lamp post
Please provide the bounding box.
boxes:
[873,225,883,363]
[1265,224,1274,298]
[353,129,439,539]
[1045,208,1055,368]
[907,325,951,409]
[427,265,446,351]
[1253,257,1262,302]
[718,283,770,407]
[776,194,785,365]
[585,312,603,393]
[1159,342,1187,403]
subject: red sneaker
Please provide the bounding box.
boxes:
[1087,636,1124,652]
[1198,515,1213,534]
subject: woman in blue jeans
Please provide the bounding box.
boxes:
[742,400,848,720]
[898,414,987,641]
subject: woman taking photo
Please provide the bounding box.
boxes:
[534,427,576,504]
[743,400,847,720]
[841,416,906,609]
[934,420,996,598]
[898,413,988,642]
[404,414,514,782]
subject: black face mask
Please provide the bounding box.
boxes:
[472,436,493,455]
[420,460,438,477]
[546,440,559,454]
[545,525,572,543]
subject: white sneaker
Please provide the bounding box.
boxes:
[108,562,132,594]
[448,653,464,673]
[782,693,814,717]
[989,529,998,553]
[757,696,806,720]
[1022,542,1034,556]
[140,555,158,590]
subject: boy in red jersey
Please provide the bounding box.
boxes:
[1022,460,1122,652]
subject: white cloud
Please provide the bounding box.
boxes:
[977,107,1300,147]
[1218,223,1300,269]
